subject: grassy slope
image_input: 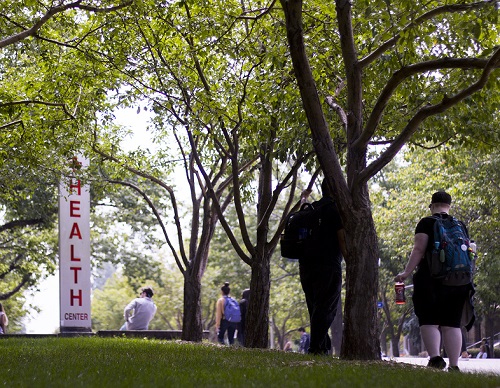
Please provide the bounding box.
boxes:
[0,337,498,387]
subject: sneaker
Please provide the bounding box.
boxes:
[427,356,447,369]
[448,366,460,372]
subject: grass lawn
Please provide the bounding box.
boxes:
[0,337,498,387]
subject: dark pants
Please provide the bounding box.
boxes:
[237,323,245,346]
[299,262,341,354]
[218,319,238,345]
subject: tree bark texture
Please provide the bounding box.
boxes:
[245,256,271,348]
[382,290,399,357]
[380,328,388,356]
[340,203,381,359]
[181,275,203,342]
[244,139,278,348]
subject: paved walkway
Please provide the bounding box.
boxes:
[390,357,500,375]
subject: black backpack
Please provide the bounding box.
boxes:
[280,201,329,260]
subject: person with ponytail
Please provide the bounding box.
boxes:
[215,282,241,345]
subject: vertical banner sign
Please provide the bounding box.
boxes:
[59,156,91,332]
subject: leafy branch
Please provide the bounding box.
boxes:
[358,57,498,148]
[0,1,132,49]
[91,139,189,273]
[359,0,498,68]
[357,46,500,185]
[0,100,78,120]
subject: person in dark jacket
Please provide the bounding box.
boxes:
[237,288,250,346]
[299,180,347,355]
[298,327,310,353]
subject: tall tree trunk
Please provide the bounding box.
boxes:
[383,321,398,357]
[391,335,400,357]
[181,274,203,341]
[380,327,388,356]
[381,289,399,357]
[281,0,380,359]
[244,139,275,348]
[485,314,495,359]
[245,255,271,348]
[341,201,381,359]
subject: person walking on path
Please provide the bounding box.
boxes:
[298,327,310,353]
[237,288,250,346]
[120,286,157,330]
[216,282,241,345]
[298,180,347,355]
[395,191,475,372]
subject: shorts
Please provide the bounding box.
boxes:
[412,270,470,328]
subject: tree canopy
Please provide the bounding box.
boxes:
[1,0,498,359]
[280,0,499,359]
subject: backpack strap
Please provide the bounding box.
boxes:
[223,296,231,311]
[428,215,439,249]
[222,296,228,319]
[431,214,469,237]
[311,197,334,209]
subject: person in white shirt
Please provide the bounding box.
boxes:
[120,286,157,330]
[476,345,488,359]
[0,302,8,334]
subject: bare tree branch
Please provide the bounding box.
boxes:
[91,137,189,269]
[185,127,256,265]
[326,96,348,131]
[411,138,452,149]
[106,178,187,275]
[238,0,278,20]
